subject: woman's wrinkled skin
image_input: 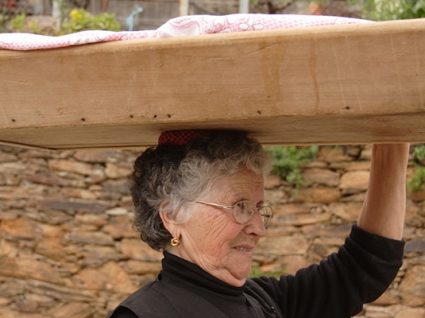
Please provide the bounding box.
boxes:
[161,169,266,287]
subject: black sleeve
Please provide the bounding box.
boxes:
[108,306,138,318]
[253,225,405,318]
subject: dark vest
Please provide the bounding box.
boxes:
[109,279,284,318]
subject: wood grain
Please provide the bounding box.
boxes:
[1,18,424,149]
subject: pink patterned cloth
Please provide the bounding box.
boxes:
[0,14,370,51]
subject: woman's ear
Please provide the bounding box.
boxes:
[159,201,180,238]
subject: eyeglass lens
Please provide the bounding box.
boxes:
[233,201,272,227]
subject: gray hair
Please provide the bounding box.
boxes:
[130,131,269,251]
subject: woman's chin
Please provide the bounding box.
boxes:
[227,264,252,285]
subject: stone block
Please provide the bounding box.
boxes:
[47,302,96,318]
[400,266,425,306]
[105,163,132,179]
[257,235,309,256]
[75,214,108,226]
[72,262,137,294]
[304,160,328,168]
[373,290,400,306]
[60,187,98,200]
[274,211,331,226]
[0,218,40,240]
[339,171,369,193]
[39,199,111,214]
[103,215,137,239]
[340,192,366,202]
[120,239,162,261]
[294,187,341,203]
[26,210,73,226]
[124,260,162,275]
[360,146,373,160]
[330,202,362,222]
[264,174,281,189]
[0,152,17,162]
[405,240,425,253]
[66,231,115,246]
[0,256,63,285]
[264,189,288,203]
[318,146,351,162]
[409,189,425,202]
[274,255,310,275]
[0,240,18,258]
[395,307,425,318]
[345,161,371,171]
[0,297,11,306]
[301,223,352,239]
[80,245,124,267]
[102,179,131,195]
[26,171,70,187]
[48,159,95,176]
[346,145,362,158]
[273,203,313,216]
[74,149,129,163]
[35,238,66,261]
[0,308,45,318]
[0,279,25,297]
[0,162,26,173]
[25,279,96,303]
[106,207,129,216]
[364,304,399,318]
[0,184,46,200]
[302,168,340,187]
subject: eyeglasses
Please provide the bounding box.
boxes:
[194,200,273,228]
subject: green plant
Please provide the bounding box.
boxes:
[266,145,319,188]
[250,263,282,278]
[349,0,425,20]
[0,13,7,32]
[9,13,26,32]
[408,167,425,192]
[413,145,425,162]
[408,145,425,192]
[61,8,120,33]
[3,8,121,35]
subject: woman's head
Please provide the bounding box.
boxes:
[131,130,270,285]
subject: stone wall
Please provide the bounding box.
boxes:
[0,145,423,318]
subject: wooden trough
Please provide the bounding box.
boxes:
[0,18,424,149]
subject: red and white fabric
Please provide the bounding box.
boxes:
[0,14,370,51]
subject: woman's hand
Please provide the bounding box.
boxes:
[357,144,410,240]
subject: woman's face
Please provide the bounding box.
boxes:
[169,169,266,287]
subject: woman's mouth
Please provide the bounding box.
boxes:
[233,245,255,254]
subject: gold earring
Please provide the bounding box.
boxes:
[170,237,180,247]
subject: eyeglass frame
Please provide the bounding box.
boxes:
[194,200,273,228]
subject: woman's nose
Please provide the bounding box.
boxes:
[245,211,266,237]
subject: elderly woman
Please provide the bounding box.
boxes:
[109,130,409,318]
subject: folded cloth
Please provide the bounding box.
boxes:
[0,14,370,51]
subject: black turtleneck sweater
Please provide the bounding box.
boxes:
[109,226,404,318]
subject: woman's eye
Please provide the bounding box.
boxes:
[235,201,246,208]
[235,201,249,213]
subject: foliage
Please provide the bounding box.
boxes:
[61,8,120,34]
[408,145,425,192]
[0,14,6,32]
[5,8,120,35]
[250,263,282,278]
[266,146,319,188]
[408,167,425,192]
[9,12,26,32]
[349,0,425,20]
[413,144,425,162]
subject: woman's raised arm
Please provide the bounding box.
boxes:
[357,144,410,240]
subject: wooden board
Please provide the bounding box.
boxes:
[1,18,425,149]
